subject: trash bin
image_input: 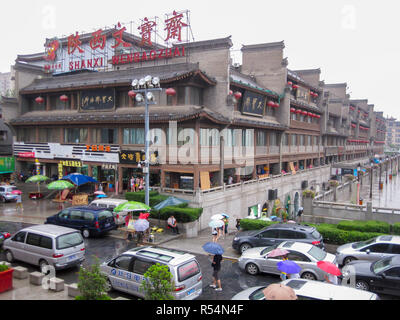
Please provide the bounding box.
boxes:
[359,199,363,205]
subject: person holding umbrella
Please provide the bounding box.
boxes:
[202,242,224,292]
[317,261,341,285]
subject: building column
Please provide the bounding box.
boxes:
[193,166,200,191]
[118,166,123,194]
[160,169,166,188]
[46,95,51,112]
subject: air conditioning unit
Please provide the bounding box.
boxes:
[301,181,308,189]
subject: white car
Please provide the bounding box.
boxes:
[231,279,379,300]
[238,241,337,281]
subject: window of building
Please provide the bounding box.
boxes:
[17,128,35,142]
[299,135,305,146]
[242,129,254,147]
[189,87,203,106]
[269,132,278,146]
[256,130,267,147]
[64,128,88,144]
[291,134,297,146]
[92,128,118,144]
[123,128,145,145]
[282,133,289,146]
[50,95,70,110]
[0,131,7,141]
[307,135,312,146]
[222,128,237,147]
[117,90,130,108]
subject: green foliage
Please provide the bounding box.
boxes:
[140,263,175,300]
[302,189,315,199]
[239,219,278,231]
[158,206,203,223]
[0,264,9,272]
[76,256,110,300]
[329,180,339,187]
[125,191,159,202]
[337,220,390,234]
[392,223,400,235]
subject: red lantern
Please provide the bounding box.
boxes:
[290,108,296,113]
[128,90,137,98]
[307,112,313,117]
[274,102,280,108]
[287,81,293,86]
[35,96,44,104]
[267,101,275,108]
[60,95,69,102]
[295,109,302,114]
[234,92,242,100]
[229,90,233,96]
[301,111,307,116]
[316,115,321,119]
[166,88,177,96]
[314,93,318,97]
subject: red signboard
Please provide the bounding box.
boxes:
[18,152,35,158]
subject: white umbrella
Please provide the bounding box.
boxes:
[209,220,224,228]
[134,219,150,232]
[210,214,224,221]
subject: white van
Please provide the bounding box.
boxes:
[89,198,128,225]
[3,224,85,273]
[101,246,203,300]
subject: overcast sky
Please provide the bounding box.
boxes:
[1,0,399,119]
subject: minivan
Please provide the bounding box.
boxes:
[45,206,117,238]
[3,224,85,273]
[101,246,203,300]
[89,198,128,225]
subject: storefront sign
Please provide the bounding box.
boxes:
[80,88,115,111]
[18,152,35,158]
[241,91,266,117]
[102,164,117,171]
[86,145,112,152]
[0,157,15,174]
[72,194,88,206]
[59,160,82,168]
[119,150,158,165]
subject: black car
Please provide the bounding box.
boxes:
[232,223,324,253]
[45,206,117,238]
[348,256,400,297]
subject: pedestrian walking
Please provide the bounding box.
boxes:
[210,254,223,291]
[235,218,241,231]
[218,220,224,240]
[279,254,289,281]
[324,273,339,285]
[227,175,233,185]
[15,194,23,211]
[223,217,229,239]
[125,212,133,241]
[130,176,135,192]
[212,227,219,243]
[297,206,304,223]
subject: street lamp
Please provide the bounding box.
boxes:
[129,76,175,206]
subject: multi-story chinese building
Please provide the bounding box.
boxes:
[9,16,388,194]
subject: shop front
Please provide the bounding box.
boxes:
[0,157,15,183]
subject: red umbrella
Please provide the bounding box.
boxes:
[11,190,22,195]
[139,212,150,220]
[267,248,289,258]
[317,261,342,276]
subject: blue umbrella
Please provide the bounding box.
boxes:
[221,213,230,218]
[62,173,99,186]
[277,260,301,274]
[96,194,108,198]
[202,242,224,255]
[134,219,149,232]
[153,196,188,211]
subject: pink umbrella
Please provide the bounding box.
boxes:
[263,283,297,300]
[267,248,289,258]
[11,190,22,195]
[317,261,342,276]
[94,191,106,195]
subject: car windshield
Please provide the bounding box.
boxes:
[56,232,84,250]
[260,244,279,256]
[352,237,377,249]
[372,257,393,274]
[249,287,266,300]
[307,246,327,261]
[98,210,113,221]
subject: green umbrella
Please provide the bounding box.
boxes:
[47,180,75,190]
[114,201,151,213]
[25,175,50,193]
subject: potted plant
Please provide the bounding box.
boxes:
[302,189,315,199]
[329,180,339,187]
[0,263,13,293]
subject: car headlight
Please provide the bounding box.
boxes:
[233,237,239,241]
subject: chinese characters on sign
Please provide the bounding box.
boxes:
[119,150,158,165]
[59,160,82,167]
[241,91,266,117]
[80,88,115,111]
[43,10,190,73]
[86,145,112,153]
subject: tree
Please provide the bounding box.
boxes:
[75,256,111,300]
[140,263,175,300]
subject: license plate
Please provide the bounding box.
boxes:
[187,288,195,296]
[105,223,110,227]
[67,255,77,261]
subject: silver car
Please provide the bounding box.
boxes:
[231,279,379,300]
[0,185,18,202]
[101,246,203,300]
[336,235,400,266]
[238,241,337,281]
[3,224,85,272]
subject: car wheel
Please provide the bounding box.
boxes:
[240,243,252,253]
[5,250,14,263]
[301,272,317,281]
[245,263,259,275]
[105,279,113,292]
[82,229,90,239]
[343,256,357,265]
[39,259,50,274]
[356,280,369,291]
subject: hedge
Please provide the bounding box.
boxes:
[337,220,391,234]
[125,191,168,207]
[393,223,400,235]
[158,206,203,223]
[240,219,277,231]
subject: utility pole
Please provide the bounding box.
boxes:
[369,166,373,199]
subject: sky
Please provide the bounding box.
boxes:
[1,0,399,119]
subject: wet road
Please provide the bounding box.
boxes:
[0,221,277,300]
